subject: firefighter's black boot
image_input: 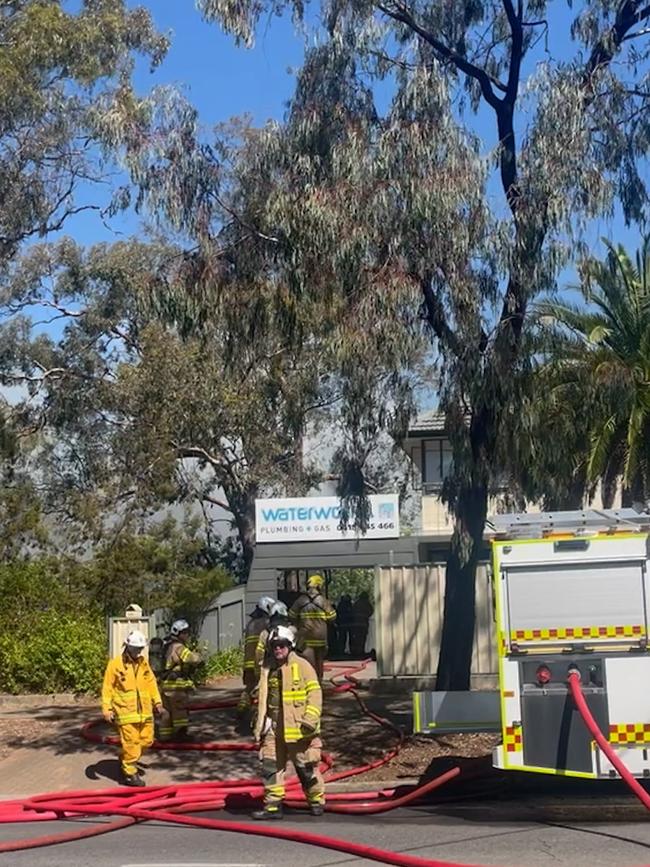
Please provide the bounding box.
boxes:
[309,803,324,816]
[122,773,145,787]
[175,727,194,742]
[252,804,283,820]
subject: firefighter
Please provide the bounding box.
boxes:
[350,591,374,657]
[159,619,201,741]
[101,629,162,787]
[255,600,294,666]
[252,625,325,820]
[237,595,276,717]
[289,574,336,681]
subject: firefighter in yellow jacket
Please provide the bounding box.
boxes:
[237,595,275,717]
[252,625,325,819]
[289,574,336,681]
[254,601,294,668]
[101,629,162,787]
[159,619,201,741]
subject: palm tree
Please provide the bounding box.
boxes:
[536,236,650,508]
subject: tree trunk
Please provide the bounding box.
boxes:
[222,486,258,581]
[233,506,256,580]
[622,472,646,511]
[435,478,489,691]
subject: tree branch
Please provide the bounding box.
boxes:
[502,0,523,102]
[420,274,462,358]
[201,493,233,513]
[585,2,650,86]
[176,444,225,468]
[375,2,506,107]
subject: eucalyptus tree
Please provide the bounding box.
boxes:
[0,233,343,574]
[0,0,166,560]
[187,0,650,688]
[0,0,167,266]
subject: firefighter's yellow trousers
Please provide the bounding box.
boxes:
[260,728,325,810]
[300,646,326,682]
[237,668,259,714]
[118,720,154,776]
[159,688,191,739]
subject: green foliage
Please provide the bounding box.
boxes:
[0,230,345,577]
[196,646,243,683]
[0,561,104,693]
[165,566,233,630]
[0,559,89,615]
[0,610,105,695]
[82,516,234,618]
[328,569,373,602]
[0,1,167,268]
[0,519,236,693]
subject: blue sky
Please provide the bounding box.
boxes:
[145,4,304,126]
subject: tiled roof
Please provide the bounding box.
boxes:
[407,410,446,434]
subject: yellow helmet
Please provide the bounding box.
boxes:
[307,574,324,589]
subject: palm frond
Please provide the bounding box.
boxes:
[587,414,618,481]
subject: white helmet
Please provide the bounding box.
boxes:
[269,625,296,648]
[257,596,275,615]
[171,619,190,637]
[270,601,288,618]
[125,629,147,649]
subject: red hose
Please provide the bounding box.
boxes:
[568,671,650,810]
[0,816,136,853]
[286,766,460,813]
[55,801,487,867]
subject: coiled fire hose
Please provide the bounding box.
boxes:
[2,661,650,867]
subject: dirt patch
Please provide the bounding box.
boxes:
[0,699,99,761]
[354,732,500,781]
[318,684,500,781]
[0,683,499,785]
[0,717,55,761]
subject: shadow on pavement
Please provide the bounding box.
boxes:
[85,758,122,784]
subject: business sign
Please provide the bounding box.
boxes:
[255,495,400,543]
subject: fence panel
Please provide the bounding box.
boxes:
[376,563,496,679]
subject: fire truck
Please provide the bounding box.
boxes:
[412,509,650,780]
[491,509,650,779]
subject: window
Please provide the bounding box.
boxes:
[414,439,453,492]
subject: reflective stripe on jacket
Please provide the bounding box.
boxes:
[243,614,269,670]
[163,640,201,690]
[254,651,322,743]
[289,593,336,648]
[102,653,161,725]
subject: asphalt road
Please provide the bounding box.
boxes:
[1,803,650,867]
